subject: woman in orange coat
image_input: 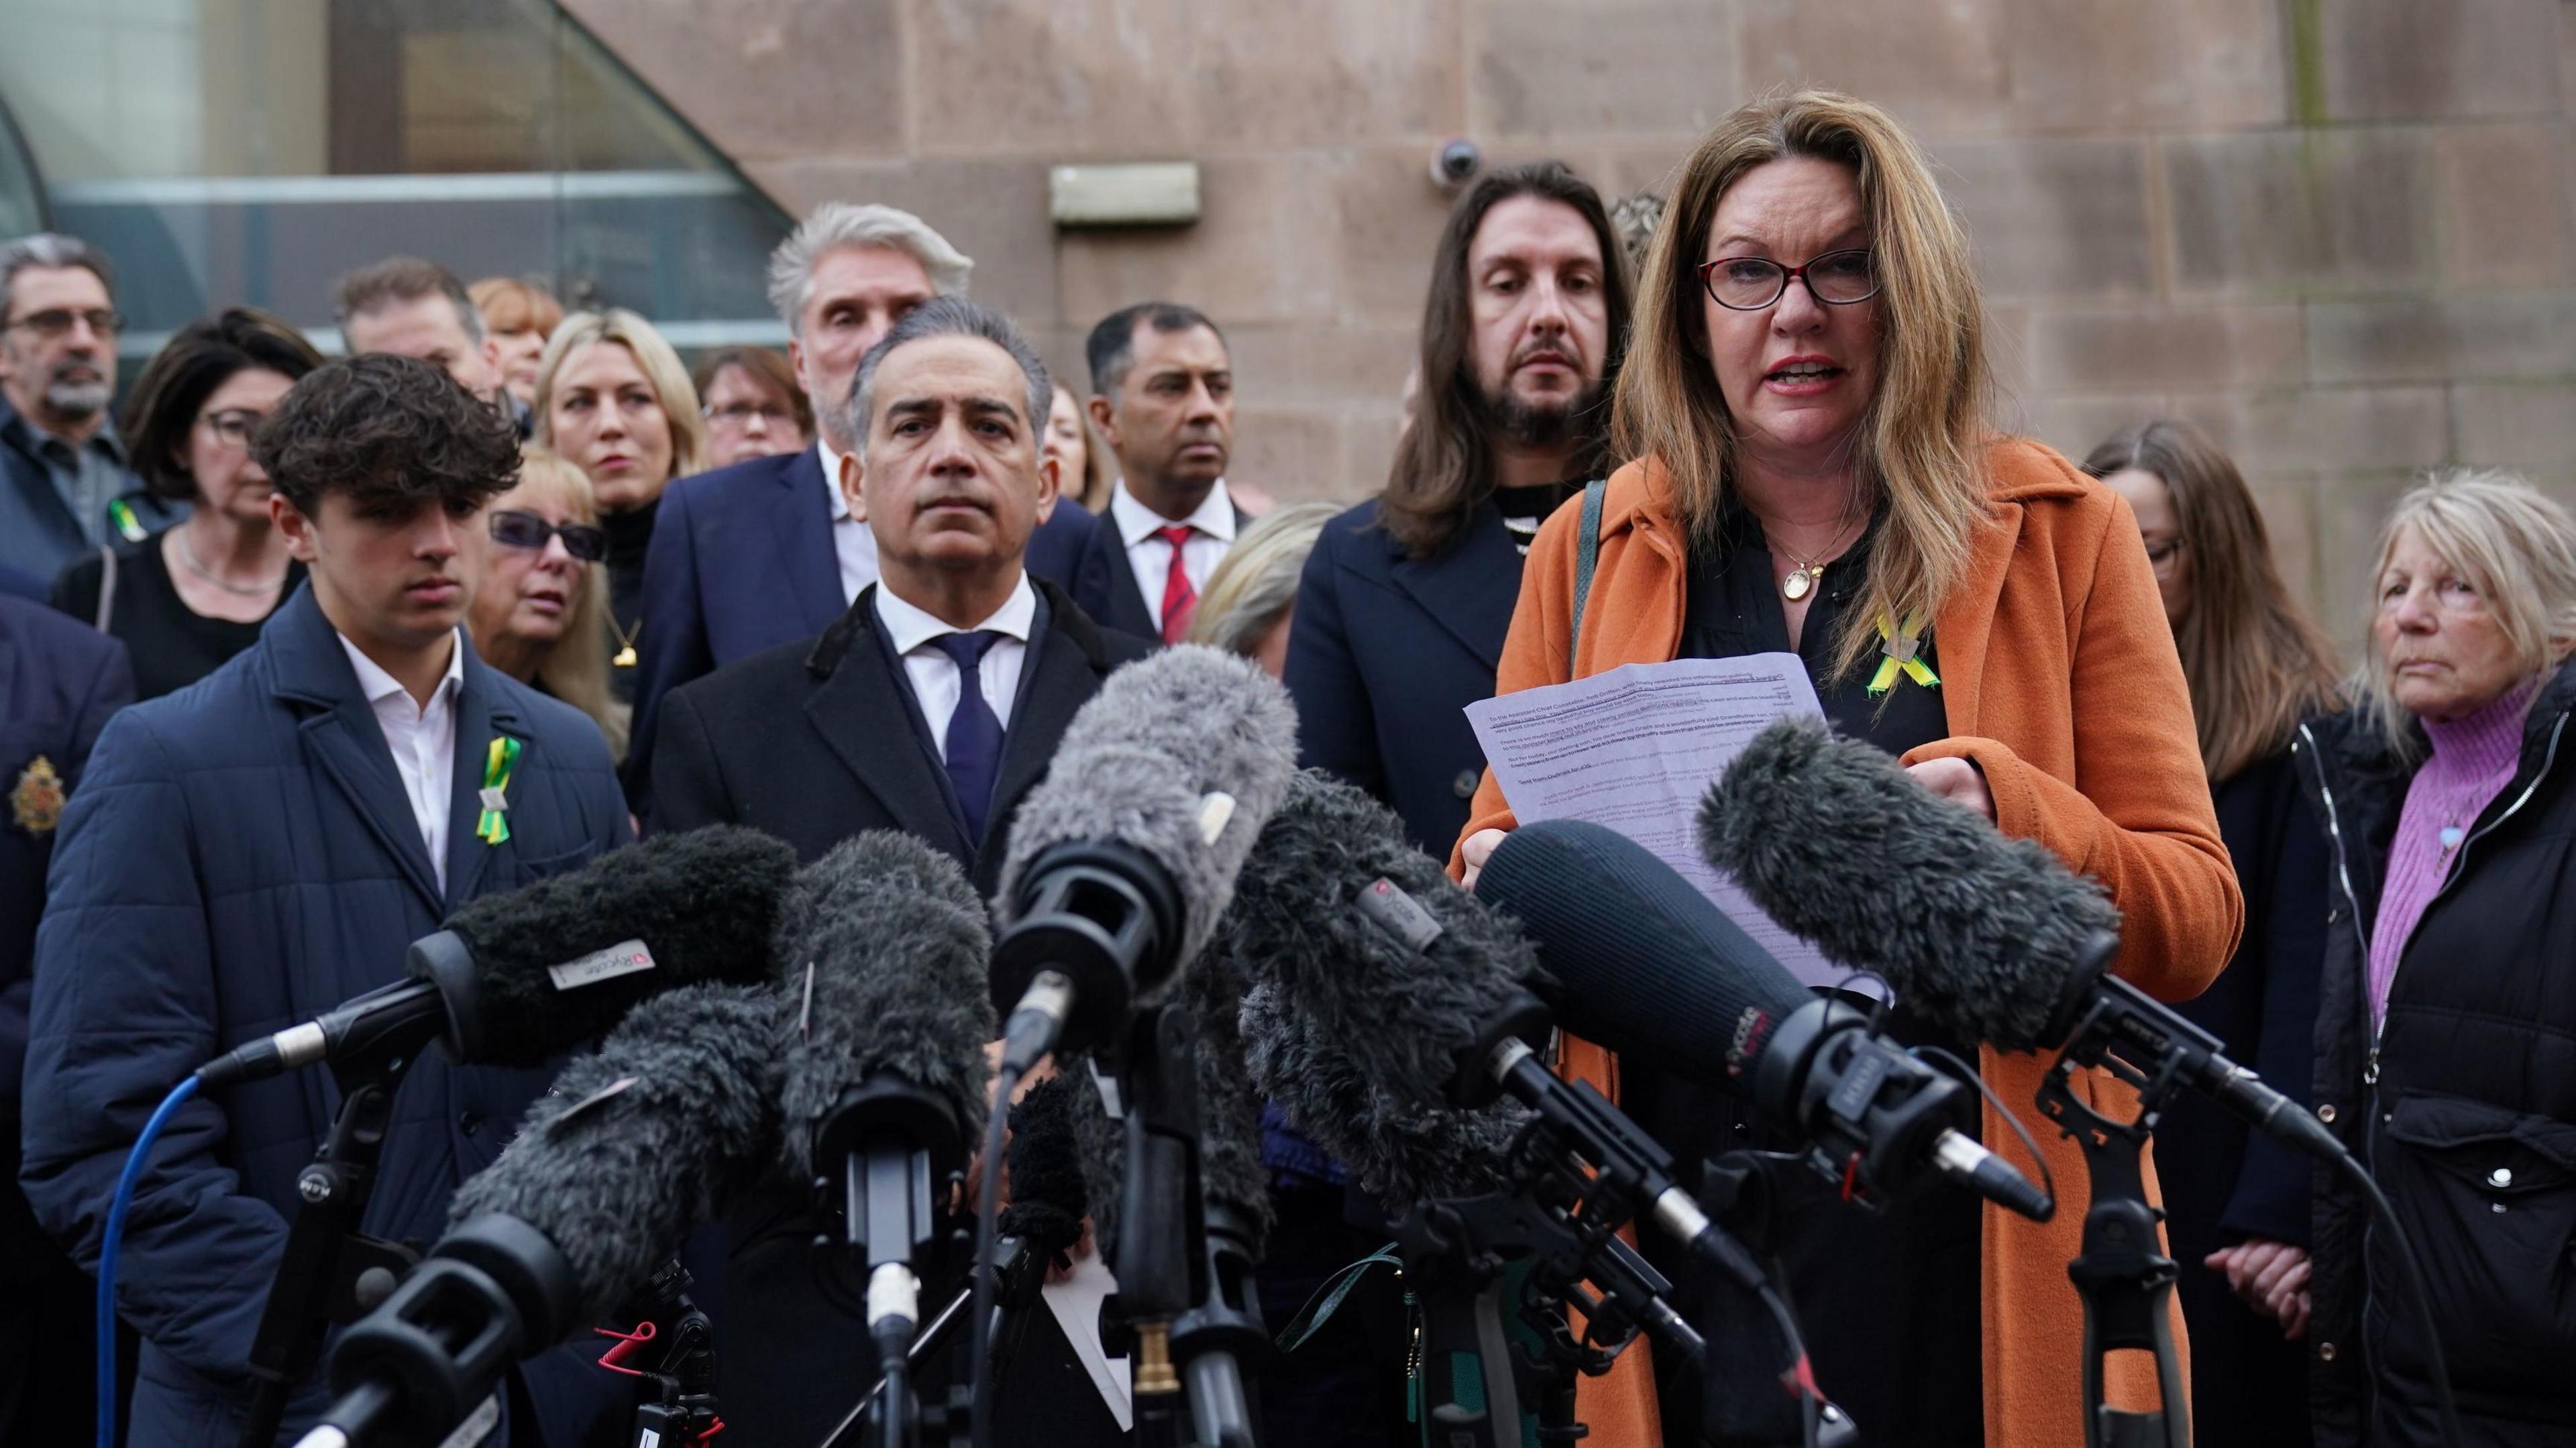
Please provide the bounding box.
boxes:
[1454,92,2241,1448]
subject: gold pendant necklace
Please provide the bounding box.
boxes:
[610,614,640,668]
[1781,564,1821,602]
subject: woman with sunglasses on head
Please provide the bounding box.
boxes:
[467,447,630,758]
[1453,93,2238,1448]
[49,307,324,699]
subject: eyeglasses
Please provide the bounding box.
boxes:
[489,508,608,561]
[201,408,266,449]
[705,400,796,429]
[2144,538,2186,579]
[1695,249,1878,311]
[4,307,125,339]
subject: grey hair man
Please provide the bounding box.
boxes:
[0,233,164,580]
[769,202,972,457]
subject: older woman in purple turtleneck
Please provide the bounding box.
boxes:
[2294,469,2576,1448]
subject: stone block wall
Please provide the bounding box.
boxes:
[567,0,2575,645]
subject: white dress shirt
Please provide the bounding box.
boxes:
[339,628,468,893]
[873,573,1038,760]
[818,437,881,604]
[1108,478,1237,632]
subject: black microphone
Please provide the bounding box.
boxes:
[1230,773,1782,1287]
[1478,818,2054,1222]
[989,647,1298,1072]
[299,981,790,1448]
[774,832,996,1392]
[197,826,798,1088]
[1700,718,2342,1162]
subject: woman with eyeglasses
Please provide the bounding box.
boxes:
[2085,419,2339,1448]
[1452,93,2238,1448]
[532,309,708,702]
[48,307,323,699]
[693,345,812,469]
[467,447,630,757]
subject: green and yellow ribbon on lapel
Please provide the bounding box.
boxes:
[107,498,146,543]
[475,736,523,845]
[1867,614,1940,697]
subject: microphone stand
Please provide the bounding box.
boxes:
[1391,1081,1717,1448]
[2037,1003,2196,1448]
[600,1262,721,1448]
[238,1041,425,1447]
[810,1080,967,1448]
[818,1225,1055,1448]
[1102,1001,1261,1448]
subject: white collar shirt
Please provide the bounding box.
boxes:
[872,573,1038,759]
[818,437,880,605]
[339,628,468,893]
[1108,478,1236,633]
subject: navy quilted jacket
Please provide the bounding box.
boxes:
[19,584,630,1444]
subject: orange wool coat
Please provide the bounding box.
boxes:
[1450,438,2243,1448]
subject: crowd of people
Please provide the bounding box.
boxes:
[2,85,2571,1448]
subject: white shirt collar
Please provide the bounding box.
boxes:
[873,573,1038,657]
[1108,478,1236,548]
[818,437,853,522]
[338,628,466,714]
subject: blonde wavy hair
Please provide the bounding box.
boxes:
[485,448,633,760]
[1187,501,1341,658]
[2358,469,2576,758]
[1615,90,1993,679]
[533,309,709,483]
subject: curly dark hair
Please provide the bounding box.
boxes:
[123,307,327,503]
[254,353,521,517]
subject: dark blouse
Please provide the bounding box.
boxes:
[50,533,304,701]
[602,498,656,704]
[1630,502,1980,1448]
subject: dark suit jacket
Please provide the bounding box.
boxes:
[627,447,1099,810]
[645,577,1146,1444]
[2,597,132,1300]
[1282,498,1524,854]
[1067,494,1254,639]
[20,585,631,1444]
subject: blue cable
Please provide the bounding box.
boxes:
[100,1074,200,1448]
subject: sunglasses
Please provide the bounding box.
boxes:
[488,509,608,562]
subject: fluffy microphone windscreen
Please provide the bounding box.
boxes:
[446,981,789,1323]
[1230,771,1536,1205]
[1698,718,2123,1053]
[998,1074,1088,1260]
[1477,818,1815,1090]
[426,825,798,1065]
[993,646,1299,1007]
[773,832,997,1180]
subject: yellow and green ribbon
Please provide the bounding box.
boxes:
[107,498,146,543]
[1866,614,1939,697]
[475,736,523,845]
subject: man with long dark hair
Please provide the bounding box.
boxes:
[1284,160,1630,852]
[1257,161,1630,1448]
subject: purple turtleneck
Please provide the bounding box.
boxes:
[2367,675,2542,1025]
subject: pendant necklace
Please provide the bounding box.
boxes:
[610,614,641,669]
[1772,491,1866,603]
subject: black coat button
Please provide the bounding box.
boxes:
[1452,769,1481,799]
[459,1111,483,1137]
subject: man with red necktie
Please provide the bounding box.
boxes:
[1069,301,1255,641]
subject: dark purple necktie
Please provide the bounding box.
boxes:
[933,630,1006,843]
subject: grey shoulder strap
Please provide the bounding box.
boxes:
[1567,478,1607,675]
[92,545,117,633]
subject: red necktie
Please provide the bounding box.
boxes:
[1156,523,1197,644]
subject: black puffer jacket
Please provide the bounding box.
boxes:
[2296,655,2576,1447]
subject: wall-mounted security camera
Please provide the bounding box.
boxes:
[1431,138,1483,188]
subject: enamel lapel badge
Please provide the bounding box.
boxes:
[10,755,66,836]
